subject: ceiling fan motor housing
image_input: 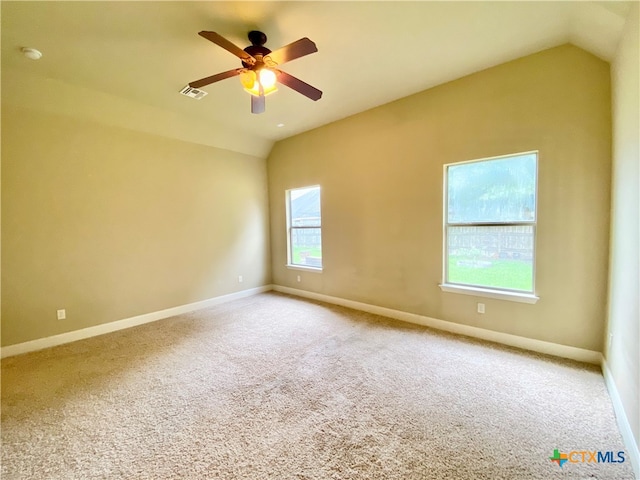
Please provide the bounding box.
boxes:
[242,46,271,68]
[248,30,267,46]
[243,31,271,69]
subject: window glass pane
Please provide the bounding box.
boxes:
[447,225,534,292]
[291,228,322,267]
[447,153,536,223]
[289,185,322,268]
[290,186,321,227]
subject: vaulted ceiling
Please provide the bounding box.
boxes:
[1,1,632,157]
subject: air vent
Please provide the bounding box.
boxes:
[179,85,208,100]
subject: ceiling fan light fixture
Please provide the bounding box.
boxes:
[241,68,278,97]
[259,68,277,89]
[239,70,256,89]
[244,84,278,97]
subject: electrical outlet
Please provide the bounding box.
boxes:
[57,309,66,320]
[477,303,485,314]
[238,275,243,283]
[296,275,301,283]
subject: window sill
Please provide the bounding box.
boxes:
[439,284,539,304]
[286,264,323,273]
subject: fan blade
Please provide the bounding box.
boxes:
[189,68,243,89]
[198,31,256,65]
[251,94,265,114]
[264,37,317,66]
[276,70,322,101]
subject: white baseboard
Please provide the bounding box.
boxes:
[2,282,602,364]
[272,285,602,365]
[0,285,273,358]
[602,360,640,478]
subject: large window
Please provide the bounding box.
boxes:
[287,185,322,269]
[444,152,537,295]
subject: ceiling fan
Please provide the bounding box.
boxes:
[188,30,322,114]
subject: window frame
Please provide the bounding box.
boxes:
[440,151,540,304]
[286,185,323,272]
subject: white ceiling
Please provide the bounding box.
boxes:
[1,1,632,158]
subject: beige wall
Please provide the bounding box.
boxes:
[607,2,640,456]
[1,105,271,346]
[268,44,611,352]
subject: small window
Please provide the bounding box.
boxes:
[444,152,537,294]
[287,185,322,269]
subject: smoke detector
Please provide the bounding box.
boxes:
[21,47,42,60]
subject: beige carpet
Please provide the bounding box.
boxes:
[1,292,635,479]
